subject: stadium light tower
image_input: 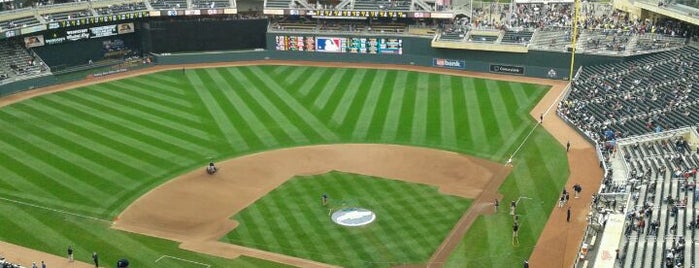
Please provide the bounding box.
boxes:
[568,0,580,81]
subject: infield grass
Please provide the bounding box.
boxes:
[221,171,472,267]
[0,65,565,267]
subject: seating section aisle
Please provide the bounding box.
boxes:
[615,136,698,268]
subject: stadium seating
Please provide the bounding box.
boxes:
[150,0,188,10]
[95,2,148,15]
[192,0,233,8]
[41,9,91,22]
[559,46,699,139]
[0,15,41,31]
[0,41,50,85]
[597,134,699,268]
[501,30,533,44]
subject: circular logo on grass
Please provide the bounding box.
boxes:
[331,208,376,227]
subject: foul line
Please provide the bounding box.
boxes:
[155,255,211,268]
[0,195,110,223]
[508,82,571,162]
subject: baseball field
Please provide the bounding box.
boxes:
[0,63,572,267]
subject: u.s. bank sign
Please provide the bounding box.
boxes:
[433,58,465,70]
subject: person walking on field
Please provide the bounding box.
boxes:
[567,207,571,223]
[67,246,73,262]
[494,199,499,213]
[567,141,571,152]
[92,252,99,268]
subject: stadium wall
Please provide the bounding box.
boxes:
[0,18,653,97]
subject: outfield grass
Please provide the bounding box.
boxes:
[0,65,560,267]
[445,128,570,267]
[221,171,472,267]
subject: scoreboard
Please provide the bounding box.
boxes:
[282,9,439,19]
[276,35,402,55]
[348,38,402,54]
[275,36,315,51]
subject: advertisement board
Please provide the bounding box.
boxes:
[42,23,134,46]
[432,58,465,69]
[315,37,346,53]
[489,64,525,75]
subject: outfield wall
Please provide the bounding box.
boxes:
[0,19,656,96]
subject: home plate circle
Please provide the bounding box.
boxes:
[331,208,376,227]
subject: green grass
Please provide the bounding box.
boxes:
[445,128,570,267]
[0,65,563,267]
[221,171,472,267]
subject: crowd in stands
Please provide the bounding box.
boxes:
[95,2,148,15]
[558,44,699,266]
[270,17,408,34]
[0,257,24,268]
[452,1,698,52]
[559,46,699,140]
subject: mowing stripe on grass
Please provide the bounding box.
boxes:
[115,79,194,108]
[206,68,279,147]
[0,165,58,200]
[485,80,514,139]
[53,90,211,154]
[73,87,211,141]
[0,122,132,187]
[439,76,457,149]
[281,66,308,86]
[247,66,338,141]
[475,81,499,149]
[92,83,202,124]
[227,68,309,144]
[329,69,367,126]
[294,68,327,97]
[410,73,429,144]
[0,196,110,223]
[3,104,160,174]
[35,96,199,164]
[309,68,348,111]
[0,138,109,203]
[186,69,249,151]
[148,72,190,88]
[462,80,486,149]
[380,71,408,141]
[351,70,387,140]
[395,74,417,143]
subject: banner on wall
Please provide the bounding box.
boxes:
[432,58,465,69]
[489,64,525,75]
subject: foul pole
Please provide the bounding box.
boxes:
[568,0,580,81]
